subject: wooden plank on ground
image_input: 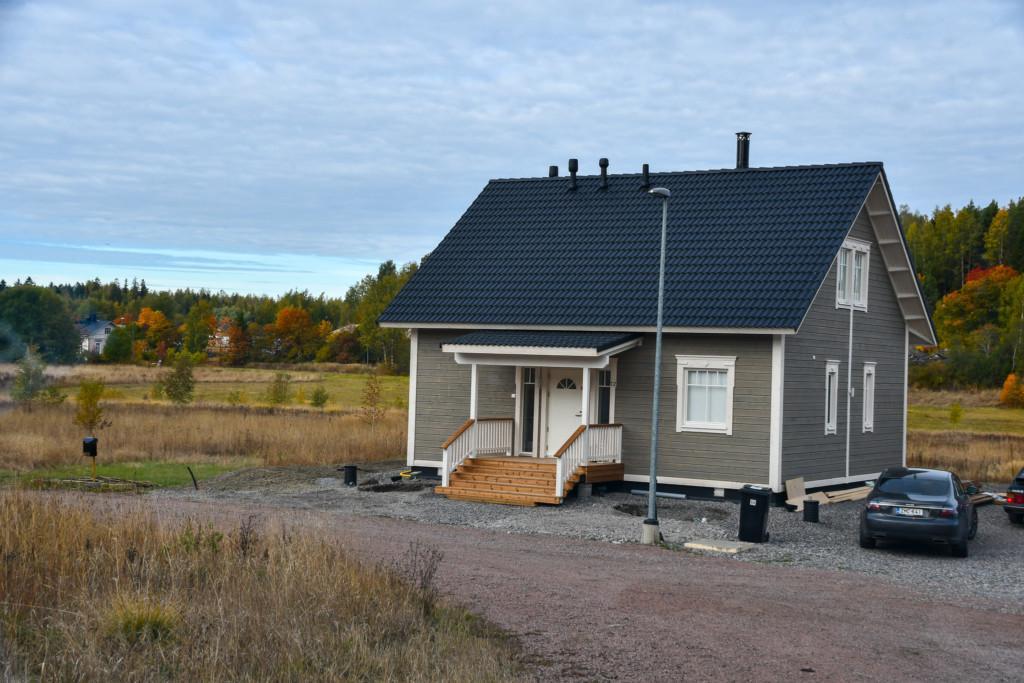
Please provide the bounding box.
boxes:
[785,477,807,511]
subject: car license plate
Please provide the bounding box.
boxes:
[895,507,924,517]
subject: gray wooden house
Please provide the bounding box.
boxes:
[380,137,935,505]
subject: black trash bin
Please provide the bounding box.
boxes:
[803,499,820,523]
[82,437,98,458]
[738,484,771,543]
[341,465,358,487]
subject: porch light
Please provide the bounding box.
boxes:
[642,187,670,546]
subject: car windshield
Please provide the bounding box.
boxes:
[877,474,951,501]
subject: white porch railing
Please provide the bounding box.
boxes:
[553,424,623,498]
[440,418,513,487]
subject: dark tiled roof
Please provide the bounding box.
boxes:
[380,163,884,329]
[445,330,641,352]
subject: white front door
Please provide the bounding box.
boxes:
[545,368,583,455]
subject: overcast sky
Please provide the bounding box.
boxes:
[1,0,1022,296]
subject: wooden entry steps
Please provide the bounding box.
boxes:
[436,457,580,506]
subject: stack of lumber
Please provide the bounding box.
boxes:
[785,477,872,511]
[962,480,997,507]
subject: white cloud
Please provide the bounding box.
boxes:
[0,0,1021,292]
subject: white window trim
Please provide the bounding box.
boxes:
[862,362,876,433]
[835,237,871,311]
[825,360,840,435]
[675,355,736,435]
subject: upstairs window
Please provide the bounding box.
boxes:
[836,238,871,310]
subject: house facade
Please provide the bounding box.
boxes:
[380,140,935,505]
[77,316,115,355]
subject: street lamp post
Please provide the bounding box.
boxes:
[642,187,671,545]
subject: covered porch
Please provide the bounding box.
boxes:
[434,331,640,505]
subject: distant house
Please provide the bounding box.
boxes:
[77,315,115,355]
[380,134,936,506]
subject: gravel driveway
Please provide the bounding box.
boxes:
[161,464,1024,606]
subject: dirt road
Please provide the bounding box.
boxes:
[119,495,1020,682]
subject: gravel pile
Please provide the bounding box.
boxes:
[162,465,1024,606]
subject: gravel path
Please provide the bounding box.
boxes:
[100,491,1023,682]
[161,464,1024,606]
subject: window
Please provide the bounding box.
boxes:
[836,238,870,309]
[862,362,876,433]
[825,361,840,435]
[676,355,735,435]
[521,368,537,452]
[597,369,612,424]
[556,377,577,390]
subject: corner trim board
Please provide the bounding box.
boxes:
[406,329,418,466]
[769,335,784,491]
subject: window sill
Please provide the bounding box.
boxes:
[677,423,732,436]
[835,302,868,312]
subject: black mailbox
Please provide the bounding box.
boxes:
[82,437,98,458]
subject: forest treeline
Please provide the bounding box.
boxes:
[903,197,1024,388]
[0,261,417,371]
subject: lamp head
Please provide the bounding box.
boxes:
[648,187,671,199]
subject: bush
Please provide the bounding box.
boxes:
[910,361,951,390]
[225,389,247,406]
[264,372,291,405]
[74,380,109,435]
[949,401,964,425]
[310,385,329,409]
[11,347,47,404]
[162,354,195,405]
[1000,373,1024,407]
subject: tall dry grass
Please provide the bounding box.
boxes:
[0,403,406,470]
[907,431,1024,483]
[0,492,521,681]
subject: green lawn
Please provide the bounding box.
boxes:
[908,405,1024,435]
[0,460,252,489]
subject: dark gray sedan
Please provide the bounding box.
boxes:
[859,468,978,558]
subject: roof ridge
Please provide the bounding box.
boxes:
[489,161,883,183]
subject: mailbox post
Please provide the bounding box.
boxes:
[83,437,98,480]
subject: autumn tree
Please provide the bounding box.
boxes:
[74,380,109,435]
[984,208,1011,265]
[162,354,196,405]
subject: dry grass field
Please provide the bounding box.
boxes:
[0,492,521,681]
[0,403,405,475]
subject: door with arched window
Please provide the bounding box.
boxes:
[545,368,583,455]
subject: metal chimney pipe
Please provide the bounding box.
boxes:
[641,163,650,189]
[548,165,559,177]
[736,132,751,169]
[568,158,578,190]
[599,158,609,190]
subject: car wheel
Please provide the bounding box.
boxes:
[968,509,979,540]
[1009,512,1024,525]
[859,531,876,549]
[951,539,969,558]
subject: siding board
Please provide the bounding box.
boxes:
[782,207,907,482]
[615,334,772,484]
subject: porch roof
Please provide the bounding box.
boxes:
[445,330,640,353]
[441,330,642,367]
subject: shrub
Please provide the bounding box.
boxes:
[225,389,246,406]
[360,372,385,431]
[999,373,1024,407]
[162,354,195,405]
[10,347,46,405]
[310,385,329,409]
[264,372,291,405]
[74,380,109,435]
[949,401,964,425]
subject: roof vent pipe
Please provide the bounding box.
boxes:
[736,131,751,169]
[568,158,578,190]
[548,165,559,177]
[599,158,609,189]
[641,163,650,189]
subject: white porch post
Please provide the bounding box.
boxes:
[469,363,479,420]
[580,368,591,425]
